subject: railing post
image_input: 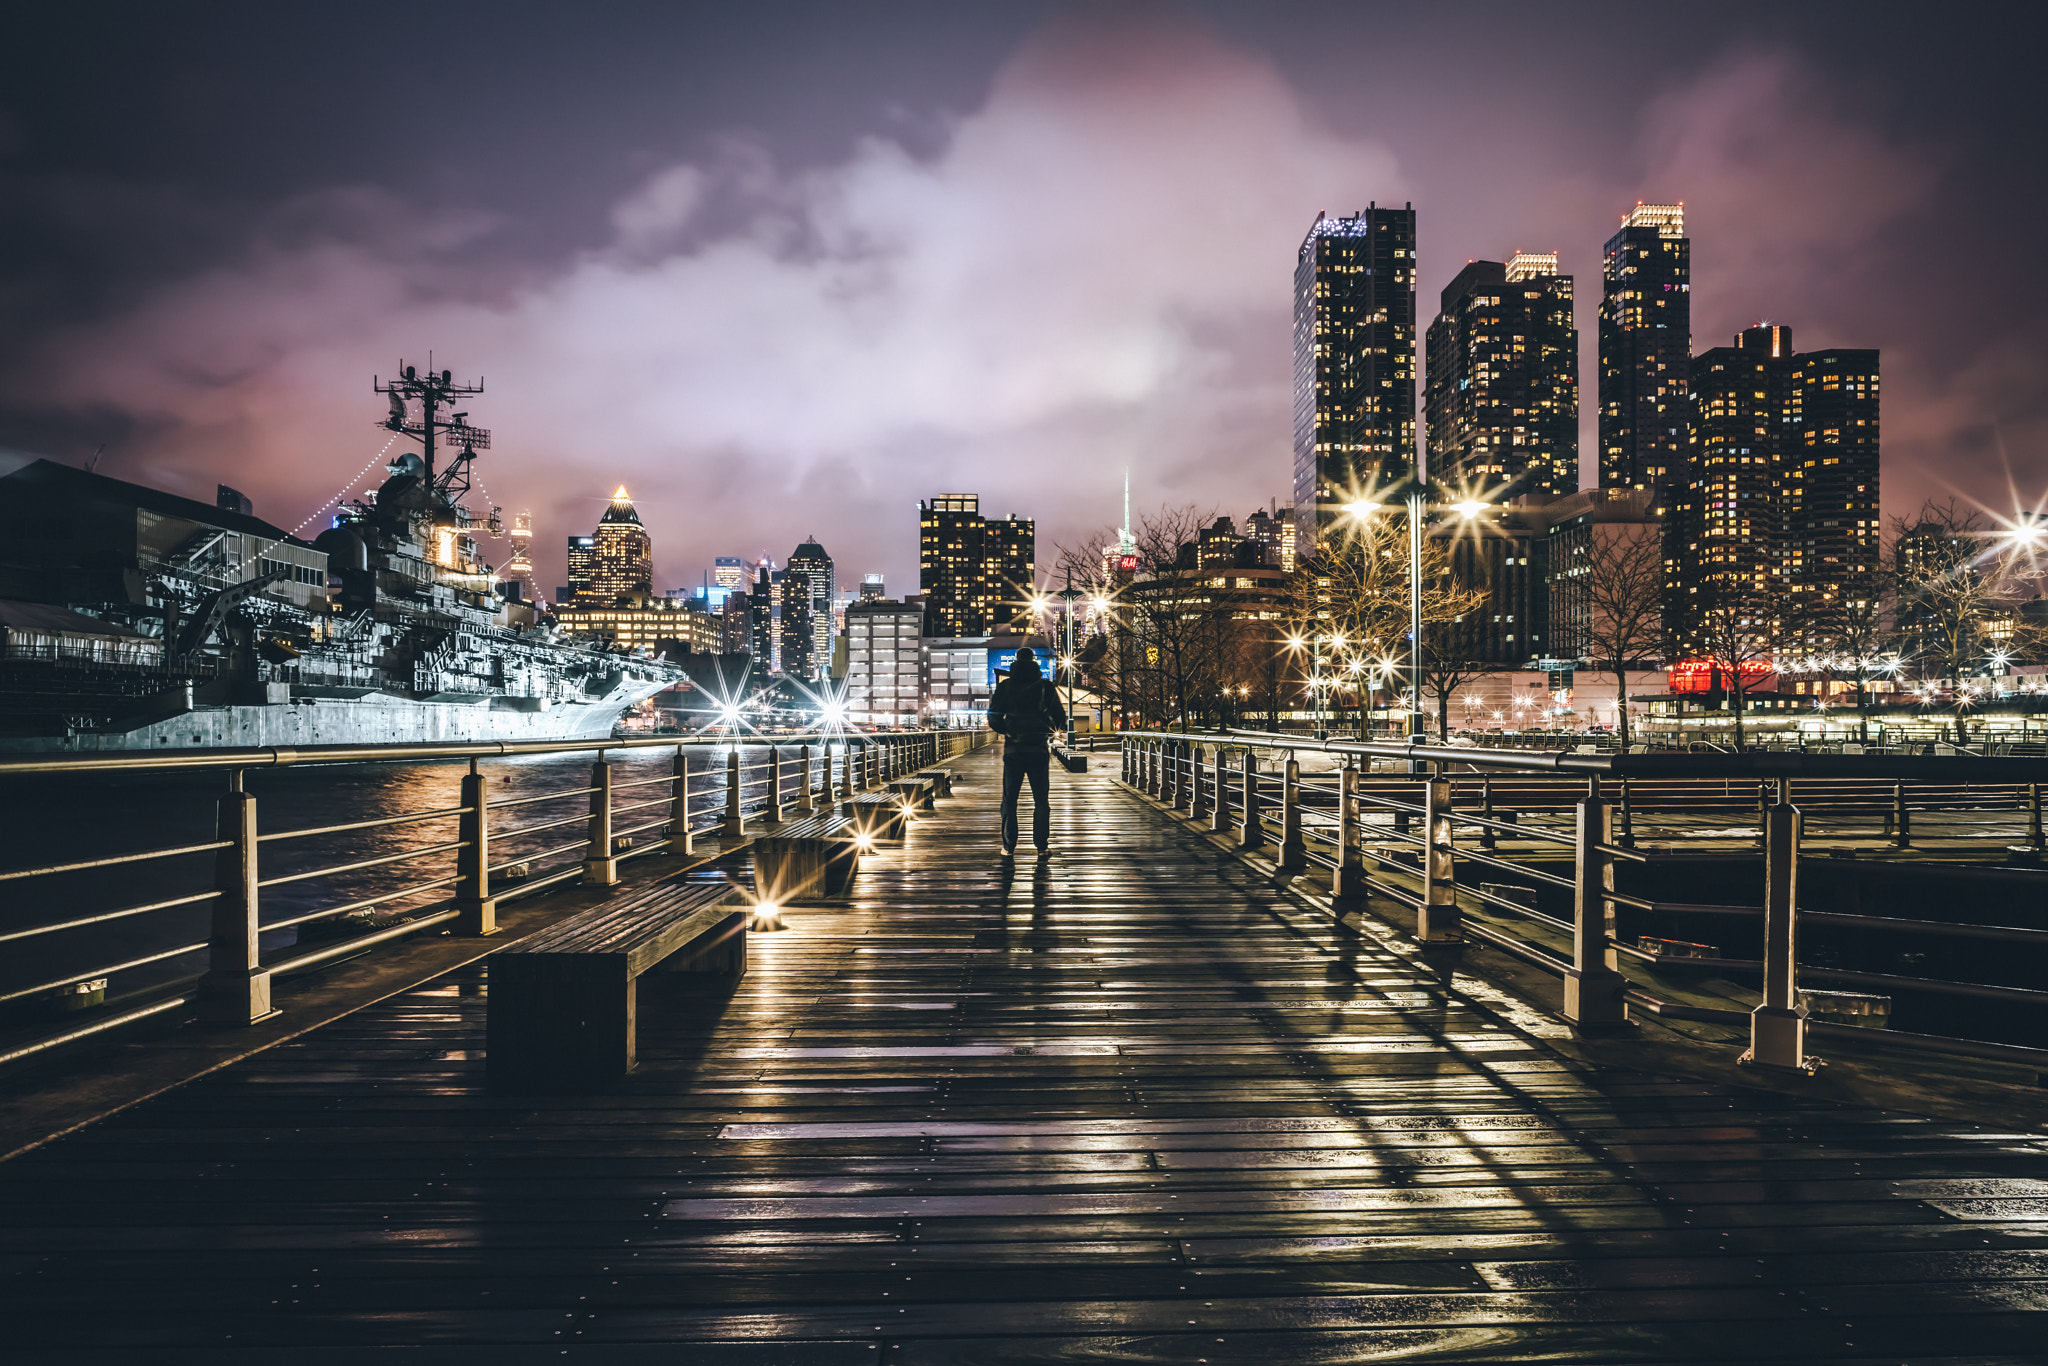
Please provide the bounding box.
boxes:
[584,755,619,885]
[1890,780,1911,848]
[1146,741,1160,798]
[1617,777,1636,848]
[1332,762,1365,904]
[1744,801,1816,1072]
[1239,750,1263,850]
[765,747,785,825]
[1190,743,1210,820]
[456,759,496,935]
[797,745,816,814]
[1279,758,1305,871]
[199,769,276,1024]
[2029,782,2044,852]
[1479,774,1496,852]
[722,747,745,837]
[1417,778,1459,943]
[1210,745,1232,834]
[1561,799,1627,1030]
[668,745,695,858]
[1756,780,1770,849]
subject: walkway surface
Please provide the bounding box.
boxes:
[4,748,2048,1362]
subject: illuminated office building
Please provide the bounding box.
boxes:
[918,494,1035,637]
[1599,204,1690,491]
[590,487,654,602]
[785,538,834,681]
[562,535,595,603]
[1292,204,1417,562]
[1424,252,1578,500]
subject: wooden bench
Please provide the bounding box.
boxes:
[842,792,910,843]
[753,811,862,902]
[914,768,955,799]
[486,876,746,1090]
[887,776,937,813]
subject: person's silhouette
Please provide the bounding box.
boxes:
[986,649,1065,854]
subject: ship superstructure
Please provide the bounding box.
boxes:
[0,361,685,750]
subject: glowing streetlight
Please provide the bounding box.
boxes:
[1450,499,1491,521]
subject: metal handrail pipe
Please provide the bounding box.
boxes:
[0,841,233,884]
[1446,809,1577,847]
[255,840,467,888]
[486,786,601,810]
[609,773,682,792]
[0,996,193,1070]
[495,811,599,841]
[1465,921,1571,975]
[1807,1018,2048,1065]
[260,875,463,931]
[611,817,670,842]
[0,890,222,945]
[1215,727,2048,781]
[1622,950,2048,1005]
[1799,911,2048,945]
[1452,846,1576,891]
[0,728,951,777]
[0,941,209,1006]
[257,804,467,843]
[608,796,672,818]
[489,839,588,874]
[269,908,461,978]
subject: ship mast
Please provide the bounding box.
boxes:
[373,360,488,500]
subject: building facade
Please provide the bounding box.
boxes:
[922,636,995,724]
[786,538,834,681]
[589,487,653,602]
[1540,486,1662,663]
[775,565,816,680]
[844,599,923,726]
[1292,205,1418,563]
[562,535,595,603]
[1787,347,1882,612]
[1431,510,1548,666]
[918,493,1035,637]
[1424,253,1578,501]
[553,595,721,656]
[1598,204,1691,492]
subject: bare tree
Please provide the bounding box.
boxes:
[1124,506,1233,732]
[1573,523,1665,749]
[1419,654,1491,742]
[1892,498,2048,742]
[1780,552,1895,743]
[1681,584,1779,751]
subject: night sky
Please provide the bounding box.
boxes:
[2,1,2042,599]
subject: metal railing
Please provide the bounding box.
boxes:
[1117,729,2048,1076]
[0,729,984,1065]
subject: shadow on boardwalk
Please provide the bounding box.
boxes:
[3,746,2046,1361]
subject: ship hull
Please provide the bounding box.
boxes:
[0,682,671,753]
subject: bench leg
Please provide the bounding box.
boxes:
[662,912,748,976]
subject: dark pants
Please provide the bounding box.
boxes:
[1000,748,1051,851]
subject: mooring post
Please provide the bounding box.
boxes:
[584,755,619,885]
[1561,799,1627,1030]
[722,747,745,837]
[1278,758,1306,871]
[199,769,276,1024]
[1239,750,1263,850]
[1890,780,1911,848]
[668,745,695,857]
[1417,777,1460,943]
[1333,762,1365,904]
[455,758,496,934]
[1744,801,1815,1072]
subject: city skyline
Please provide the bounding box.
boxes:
[0,5,2040,601]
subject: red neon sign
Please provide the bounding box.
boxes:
[1667,658,1772,694]
[1117,555,1139,571]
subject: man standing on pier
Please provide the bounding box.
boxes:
[988,649,1066,855]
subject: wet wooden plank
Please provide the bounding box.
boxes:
[2,747,2045,1357]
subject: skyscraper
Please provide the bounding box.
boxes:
[786,538,835,681]
[590,487,653,602]
[918,494,1035,636]
[564,535,596,602]
[1292,204,1418,562]
[1599,204,1690,491]
[1665,325,1881,636]
[776,565,816,679]
[749,561,776,668]
[1424,253,1578,500]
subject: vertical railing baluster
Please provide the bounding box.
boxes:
[584,754,619,885]
[1279,758,1305,871]
[200,768,275,1024]
[1333,762,1363,904]
[765,747,785,825]
[1190,743,1210,820]
[669,745,694,857]
[722,748,745,836]
[456,758,496,934]
[1210,745,1231,834]
[1239,750,1262,850]
[1744,800,1814,1072]
[1890,780,1911,848]
[1418,777,1459,943]
[1562,798,1626,1029]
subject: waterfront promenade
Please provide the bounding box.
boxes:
[4,749,2047,1360]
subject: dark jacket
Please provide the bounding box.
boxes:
[988,655,1065,753]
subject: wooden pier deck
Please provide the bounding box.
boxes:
[4,747,2047,1362]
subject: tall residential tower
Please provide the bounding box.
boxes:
[1424,252,1578,501]
[1292,205,1417,562]
[1598,204,1690,491]
[918,494,1035,637]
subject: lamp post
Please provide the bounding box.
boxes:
[1056,569,1085,746]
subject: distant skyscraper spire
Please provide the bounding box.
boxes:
[1116,471,1136,556]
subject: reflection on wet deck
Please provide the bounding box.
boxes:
[3,747,2047,1360]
